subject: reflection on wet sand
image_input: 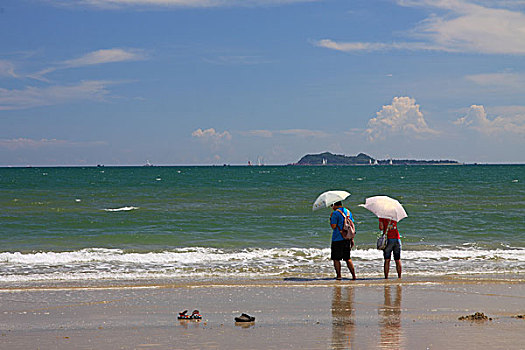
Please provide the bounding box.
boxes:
[178,319,201,329]
[379,285,403,349]
[331,286,355,349]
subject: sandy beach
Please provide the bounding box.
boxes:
[1,275,524,349]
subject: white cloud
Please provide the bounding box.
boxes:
[62,48,146,67]
[314,39,441,52]
[192,128,232,142]
[465,72,525,89]
[1,49,143,108]
[0,138,107,150]
[277,129,328,137]
[241,129,328,138]
[52,0,318,9]
[0,60,18,78]
[317,0,525,55]
[366,96,438,141]
[243,129,275,137]
[454,104,525,135]
[0,81,112,110]
[314,40,388,52]
[411,1,525,54]
[203,55,274,65]
[29,48,146,81]
[490,105,525,116]
[191,128,232,154]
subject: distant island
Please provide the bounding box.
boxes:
[294,152,460,166]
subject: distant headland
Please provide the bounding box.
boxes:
[293,152,460,166]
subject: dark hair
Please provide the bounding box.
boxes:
[333,201,343,207]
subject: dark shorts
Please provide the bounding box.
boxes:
[331,240,351,261]
[383,239,401,260]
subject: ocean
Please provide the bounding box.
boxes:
[1,165,523,284]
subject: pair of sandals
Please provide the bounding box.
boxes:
[178,310,202,320]
[178,310,255,323]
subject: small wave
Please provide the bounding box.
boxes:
[103,206,139,212]
[0,246,523,283]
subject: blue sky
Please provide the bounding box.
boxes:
[1,0,524,165]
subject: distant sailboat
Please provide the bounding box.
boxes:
[144,160,153,167]
[322,158,327,165]
[257,156,264,166]
[389,159,393,165]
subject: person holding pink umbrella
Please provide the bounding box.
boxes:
[359,196,407,279]
[379,218,402,279]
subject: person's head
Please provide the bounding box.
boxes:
[331,201,343,210]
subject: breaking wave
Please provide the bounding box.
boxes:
[1,246,523,283]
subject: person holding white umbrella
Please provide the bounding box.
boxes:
[313,191,357,281]
[360,196,407,279]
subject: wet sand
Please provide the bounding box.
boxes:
[1,276,524,349]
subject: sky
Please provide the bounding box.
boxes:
[1,0,524,165]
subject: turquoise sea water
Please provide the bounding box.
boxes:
[1,165,524,283]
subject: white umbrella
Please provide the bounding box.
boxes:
[312,190,350,211]
[358,195,407,222]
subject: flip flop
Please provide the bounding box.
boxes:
[191,310,202,320]
[177,310,191,320]
[235,313,255,322]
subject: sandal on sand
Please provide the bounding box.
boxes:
[178,310,191,320]
[191,310,202,320]
[235,313,255,322]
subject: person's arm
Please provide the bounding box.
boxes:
[330,211,338,230]
[379,220,386,233]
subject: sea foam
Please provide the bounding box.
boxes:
[103,206,139,212]
[1,246,523,283]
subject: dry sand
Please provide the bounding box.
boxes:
[1,276,524,349]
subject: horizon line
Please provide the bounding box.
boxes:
[1,162,525,168]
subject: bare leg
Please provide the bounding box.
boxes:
[384,259,391,279]
[395,259,402,278]
[333,260,342,280]
[345,259,356,280]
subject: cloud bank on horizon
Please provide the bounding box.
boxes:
[1,0,524,165]
[192,96,525,158]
